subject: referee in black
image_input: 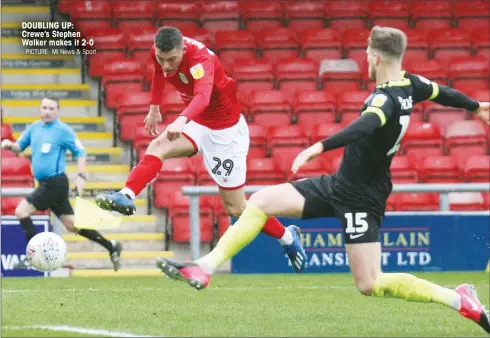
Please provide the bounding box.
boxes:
[1,97,122,271]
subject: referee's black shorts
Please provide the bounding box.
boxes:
[26,173,74,217]
[290,175,383,245]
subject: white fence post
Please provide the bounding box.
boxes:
[189,194,200,260]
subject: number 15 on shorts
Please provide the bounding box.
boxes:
[345,212,368,239]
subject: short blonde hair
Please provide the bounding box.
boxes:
[368,26,407,59]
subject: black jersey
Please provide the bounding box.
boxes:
[333,71,440,213]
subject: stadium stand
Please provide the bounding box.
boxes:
[369,1,411,30]
[1,156,34,187]
[294,90,337,129]
[300,27,343,62]
[2,1,489,274]
[241,1,284,33]
[389,156,418,183]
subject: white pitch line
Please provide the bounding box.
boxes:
[3,284,489,294]
[4,325,157,337]
[1,285,353,293]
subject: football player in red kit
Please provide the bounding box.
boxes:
[96,26,307,272]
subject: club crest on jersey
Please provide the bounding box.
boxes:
[371,94,387,107]
[179,72,188,84]
[190,63,204,79]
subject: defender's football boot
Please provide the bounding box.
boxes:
[283,225,308,273]
[156,257,210,291]
[455,283,490,333]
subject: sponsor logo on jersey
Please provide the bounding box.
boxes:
[190,63,204,80]
[371,94,387,107]
[398,96,413,110]
[179,72,189,84]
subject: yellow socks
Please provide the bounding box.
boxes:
[196,203,268,273]
[372,273,461,310]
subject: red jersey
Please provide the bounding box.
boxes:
[150,37,241,130]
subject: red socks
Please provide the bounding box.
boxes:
[261,217,286,239]
[126,155,287,241]
[125,154,162,197]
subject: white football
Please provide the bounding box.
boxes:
[26,232,67,271]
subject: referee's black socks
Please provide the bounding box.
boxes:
[78,229,113,252]
[19,217,36,243]
[19,219,113,252]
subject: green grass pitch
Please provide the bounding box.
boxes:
[2,272,489,337]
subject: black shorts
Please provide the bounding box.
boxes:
[26,174,73,217]
[290,175,383,244]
